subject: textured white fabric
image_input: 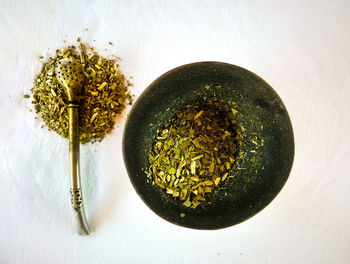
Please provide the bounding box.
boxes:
[1,0,350,263]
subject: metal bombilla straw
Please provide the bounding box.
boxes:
[55,58,90,235]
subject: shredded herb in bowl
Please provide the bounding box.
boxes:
[148,100,241,208]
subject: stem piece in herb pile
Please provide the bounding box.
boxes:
[31,42,133,144]
[148,100,240,209]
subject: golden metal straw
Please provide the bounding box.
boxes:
[55,58,90,235]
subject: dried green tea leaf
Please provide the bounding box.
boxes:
[191,161,196,175]
[204,180,214,186]
[214,177,221,186]
[183,200,192,207]
[193,110,203,120]
[169,167,176,175]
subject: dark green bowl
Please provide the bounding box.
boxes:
[123,62,294,229]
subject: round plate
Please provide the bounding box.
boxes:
[123,62,294,229]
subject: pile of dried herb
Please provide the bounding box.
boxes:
[30,42,132,144]
[148,100,240,209]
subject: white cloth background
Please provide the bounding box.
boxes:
[0,0,349,263]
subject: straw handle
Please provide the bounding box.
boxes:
[69,104,90,235]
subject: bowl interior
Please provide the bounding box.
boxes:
[123,62,294,229]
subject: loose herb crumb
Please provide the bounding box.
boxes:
[31,42,133,144]
[23,94,30,98]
